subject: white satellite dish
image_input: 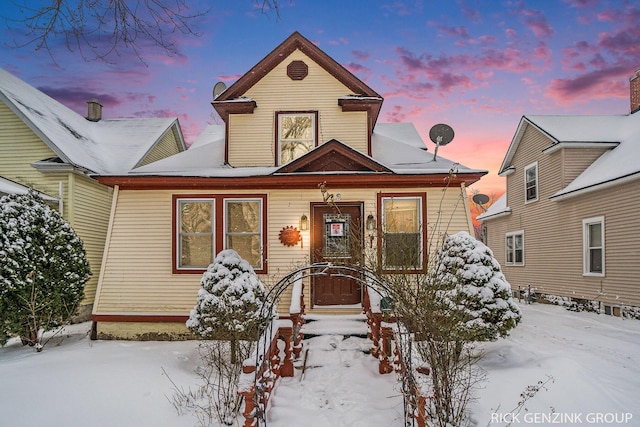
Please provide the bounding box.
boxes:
[213,81,227,100]
[429,123,454,161]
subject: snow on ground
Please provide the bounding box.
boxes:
[0,303,639,426]
[472,303,640,426]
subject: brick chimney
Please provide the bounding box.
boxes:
[86,99,103,122]
[631,69,640,114]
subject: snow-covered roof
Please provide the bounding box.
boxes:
[0,176,58,201]
[476,193,510,221]
[523,114,640,198]
[129,122,486,177]
[0,67,185,175]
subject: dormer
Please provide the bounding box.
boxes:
[212,32,382,168]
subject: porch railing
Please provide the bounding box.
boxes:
[362,285,428,427]
[238,274,306,427]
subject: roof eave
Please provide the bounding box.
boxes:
[550,171,640,201]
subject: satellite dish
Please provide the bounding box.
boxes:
[213,81,227,100]
[472,193,490,205]
[429,123,454,161]
[429,123,455,146]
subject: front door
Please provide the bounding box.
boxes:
[311,203,363,306]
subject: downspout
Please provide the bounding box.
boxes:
[58,181,64,215]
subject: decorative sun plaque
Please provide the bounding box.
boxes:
[279,225,302,246]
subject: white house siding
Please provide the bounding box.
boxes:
[68,174,113,309]
[0,101,58,196]
[486,124,640,308]
[94,189,200,315]
[137,127,183,167]
[95,185,473,334]
[228,49,369,167]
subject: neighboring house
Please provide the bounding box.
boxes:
[478,69,640,315]
[0,67,187,319]
[92,32,487,339]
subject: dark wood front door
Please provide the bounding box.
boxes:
[311,203,363,306]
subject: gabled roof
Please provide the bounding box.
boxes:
[212,32,383,127]
[0,67,186,175]
[476,193,510,221]
[500,113,640,199]
[275,139,392,174]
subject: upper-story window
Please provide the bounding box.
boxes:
[524,162,538,202]
[277,112,317,165]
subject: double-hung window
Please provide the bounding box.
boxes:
[177,199,215,269]
[583,216,604,276]
[174,195,266,273]
[505,231,524,265]
[225,199,262,269]
[277,112,317,165]
[524,162,538,202]
[379,194,426,271]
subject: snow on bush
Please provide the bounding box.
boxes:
[186,249,272,339]
[432,231,521,341]
[0,192,90,348]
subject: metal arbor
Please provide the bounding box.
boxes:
[249,262,421,427]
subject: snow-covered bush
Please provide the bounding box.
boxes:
[432,231,521,342]
[186,249,272,341]
[0,192,90,349]
[183,249,272,425]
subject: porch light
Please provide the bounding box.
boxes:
[366,214,376,230]
[300,214,309,231]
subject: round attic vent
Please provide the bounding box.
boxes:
[287,60,308,80]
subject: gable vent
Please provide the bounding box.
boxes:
[287,60,308,81]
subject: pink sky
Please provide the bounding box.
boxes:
[1,1,638,196]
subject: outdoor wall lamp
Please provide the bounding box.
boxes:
[366,214,376,248]
[300,214,309,231]
[366,214,376,231]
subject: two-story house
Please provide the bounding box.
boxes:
[0,68,186,318]
[478,69,640,316]
[91,32,487,339]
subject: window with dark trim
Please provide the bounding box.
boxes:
[378,193,427,271]
[505,231,524,266]
[173,194,266,274]
[276,111,317,165]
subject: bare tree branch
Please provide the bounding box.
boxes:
[2,0,208,66]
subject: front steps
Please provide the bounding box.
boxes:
[301,313,369,339]
[265,314,404,426]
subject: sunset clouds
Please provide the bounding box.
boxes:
[1,0,638,195]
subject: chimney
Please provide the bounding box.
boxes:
[86,99,103,122]
[631,69,640,114]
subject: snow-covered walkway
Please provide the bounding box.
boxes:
[266,315,405,427]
